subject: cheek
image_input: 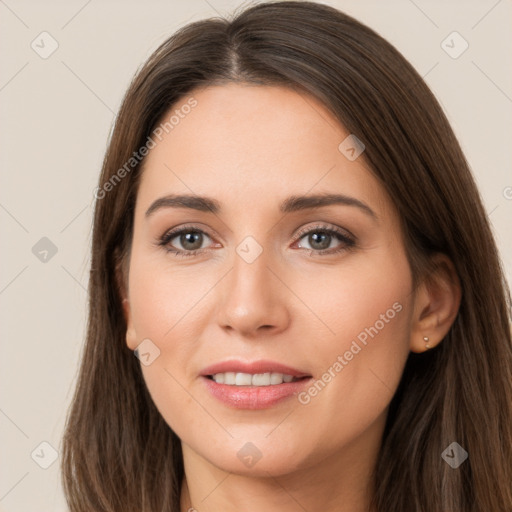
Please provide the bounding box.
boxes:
[127,254,219,435]
[288,234,412,352]
[291,245,413,444]
[128,251,210,343]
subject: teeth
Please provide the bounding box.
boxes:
[224,372,236,385]
[235,372,253,386]
[211,372,299,386]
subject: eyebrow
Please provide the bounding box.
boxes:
[145,193,377,220]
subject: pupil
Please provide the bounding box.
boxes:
[310,232,330,250]
[181,232,202,250]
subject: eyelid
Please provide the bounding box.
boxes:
[160,222,354,243]
[157,222,356,256]
[293,222,355,242]
[160,223,215,242]
[158,223,217,250]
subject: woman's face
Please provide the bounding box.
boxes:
[123,83,415,477]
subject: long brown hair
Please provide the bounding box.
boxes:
[61,2,512,510]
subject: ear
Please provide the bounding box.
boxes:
[121,299,138,351]
[409,253,461,353]
[115,253,138,351]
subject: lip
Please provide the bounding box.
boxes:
[200,359,311,378]
[200,359,312,410]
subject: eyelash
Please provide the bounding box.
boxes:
[157,223,356,258]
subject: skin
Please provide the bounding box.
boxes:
[121,83,461,512]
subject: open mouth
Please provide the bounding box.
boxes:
[206,372,310,386]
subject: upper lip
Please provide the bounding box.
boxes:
[200,359,311,378]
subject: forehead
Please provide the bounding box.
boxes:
[136,84,391,219]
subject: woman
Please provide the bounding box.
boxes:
[61,2,512,511]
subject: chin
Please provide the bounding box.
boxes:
[211,451,304,478]
[186,434,314,478]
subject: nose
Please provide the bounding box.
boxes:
[216,247,291,338]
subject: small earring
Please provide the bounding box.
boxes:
[423,336,431,350]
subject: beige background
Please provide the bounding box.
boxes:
[1,0,511,510]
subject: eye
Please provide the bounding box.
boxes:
[157,223,356,258]
[157,225,215,257]
[294,224,356,256]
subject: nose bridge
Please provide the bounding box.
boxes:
[216,234,290,335]
[229,237,275,309]
[232,239,271,296]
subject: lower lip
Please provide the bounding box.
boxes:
[201,376,312,409]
